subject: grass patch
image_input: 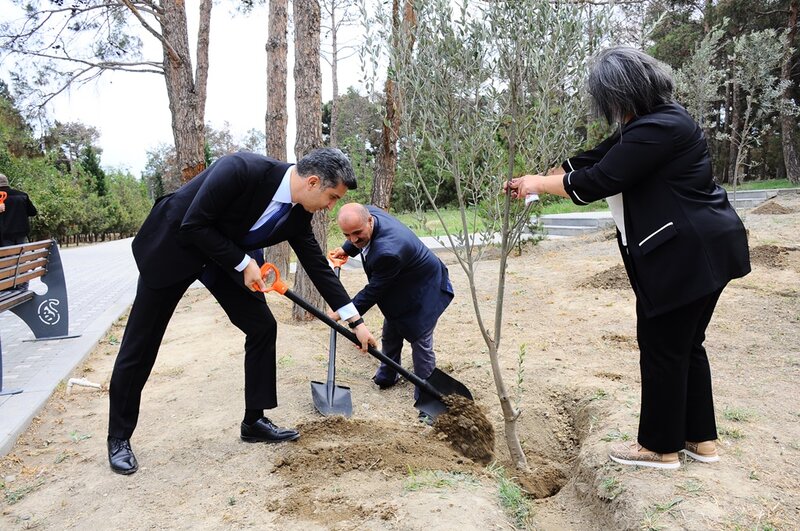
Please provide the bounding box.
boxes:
[677,479,704,494]
[486,463,532,528]
[718,426,746,440]
[723,407,756,422]
[3,478,46,505]
[601,429,631,442]
[402,468,478,492]
[600,476,624,500]
[588,389,608,402]
[277,355,294,368]
[641,497,683,530]
[722,179,797,191]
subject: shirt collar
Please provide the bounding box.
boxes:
[274,165,296,205]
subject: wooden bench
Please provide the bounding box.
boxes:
[0,240,70,396]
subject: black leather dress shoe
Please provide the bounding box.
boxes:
[240,417,300,443]
[107,436,138,475]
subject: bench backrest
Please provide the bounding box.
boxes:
[0,239,70,339]
[0,240,54,293]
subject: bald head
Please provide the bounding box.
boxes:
[337,203,374,248]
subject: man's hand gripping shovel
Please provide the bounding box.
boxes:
[252,262,473,419]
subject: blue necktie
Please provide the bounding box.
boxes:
[240,202,292,249]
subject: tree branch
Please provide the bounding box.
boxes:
[118,0,179,62]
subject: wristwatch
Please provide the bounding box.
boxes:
[348,317,364,329]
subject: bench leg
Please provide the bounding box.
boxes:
[0,336,23,396]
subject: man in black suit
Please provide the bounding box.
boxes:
[107,149,376,475]
[329,203,453,422]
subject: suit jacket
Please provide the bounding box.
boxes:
[561,102,750,317]
[342,206,454,341]
[0,187,37,236]
[132,152,350,309]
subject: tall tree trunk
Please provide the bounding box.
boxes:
[727,80,740,185]
[371,0,416,210]
[265,0,291,277]
[161,0,210,184]
[292,0,326,321]
[330,3,339,148]
[781,0,800,184]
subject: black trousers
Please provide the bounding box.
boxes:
[108,270,278,440]
[636,287,724,454]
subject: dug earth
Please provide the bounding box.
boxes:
[1,193,798,529]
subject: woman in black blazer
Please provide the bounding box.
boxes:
[506,46,750,469]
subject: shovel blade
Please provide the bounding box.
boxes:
[310,381,353,418]
[413,368,473,419]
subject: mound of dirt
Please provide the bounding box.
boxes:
[578,264,630,290]
[750,244,795,268]
[433,395,495,464]
[751,200,795,214]
[267,416,482,523]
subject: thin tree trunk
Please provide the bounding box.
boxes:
[265,0,291,277]
[330,3,339,148]
[727,80,740,185]
[781,0,800,184]
[495,67,527,470]
[161,0,209,184]
[292,0,326,321]
[371,0,415,210]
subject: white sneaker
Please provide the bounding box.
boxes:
[609,442,680,470]
[681,440,720,463]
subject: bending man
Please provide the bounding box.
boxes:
[329,203,453,422]
[107,149,376,475]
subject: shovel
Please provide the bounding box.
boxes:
[309,255,353,417]
[254,262,473,419]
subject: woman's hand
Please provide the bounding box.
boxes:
[503,174,543,199]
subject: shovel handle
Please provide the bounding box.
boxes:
[251,263,289,294]
[256,262,445,401]
[0,191,6,204]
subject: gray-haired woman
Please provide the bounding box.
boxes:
[505,46,750,469]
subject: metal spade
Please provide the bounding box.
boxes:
[310,258,353,417]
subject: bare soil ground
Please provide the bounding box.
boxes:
[2,193,799,530]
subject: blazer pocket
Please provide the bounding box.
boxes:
[638,222,677,255]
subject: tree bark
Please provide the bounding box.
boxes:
[264,0,291,277]
[781,0,800,184]
[292,0,326,321]
[371,0,416,210]
[330,2,339,148]
[161,0,209,185]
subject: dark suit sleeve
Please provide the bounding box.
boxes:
[562,132,620,171]
[351,252,402,315]
[288,225,351,311]
[342,241,360,258]
[178,156,255,271]
[563,119,674,205]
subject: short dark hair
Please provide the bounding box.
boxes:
[587,46,674,125]
[296,148,357,190]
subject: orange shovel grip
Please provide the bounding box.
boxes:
[327,250,348,269]
[0,191,7,204]
[251,263,289,294]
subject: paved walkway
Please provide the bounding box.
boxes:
[0,238,139,456]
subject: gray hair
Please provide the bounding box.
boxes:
[587,46,674,125]
[296,148,357,190]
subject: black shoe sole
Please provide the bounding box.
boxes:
[109,463,138,475]
[240,433,300,443]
